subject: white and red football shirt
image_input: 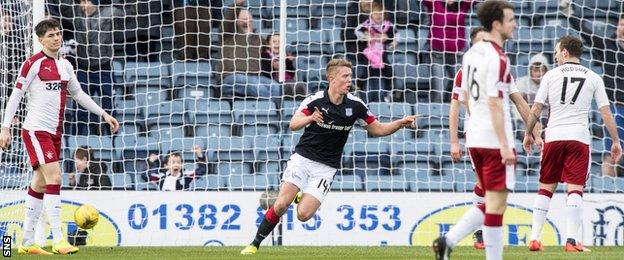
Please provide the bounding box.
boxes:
[535,62,609,144]
[461,40,517,149]
[9,52,84,135]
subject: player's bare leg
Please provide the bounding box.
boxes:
[18,170,52,255]
[296,194,321,222]
[242,182,299,254]
[529,182,556,251]
[483,190,507,260]
[564,184,590,252]
[39,162,78,254]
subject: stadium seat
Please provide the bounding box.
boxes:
[191,175,228,191]
[112,60,124,83]
[331,174,364,191]
[111,173,133,189]
[66,135,114,160]
[227,174,273,191]
[115,99,144,122]
[194,125,232,138]
[233,100,280,125]
[414,103,450,129]
[149,125,185,142]
[281,132,303,158]
[186,99,233,124]
[239,125,278,137]
[246,136,281,161]
[124,62,171,88]
[146,100,187,125]
[365,174,409,192]
[172,61,211,87]
[134,87,169,107]
[208,136,254,161]
[589,175,616,193]
[160,137,207,155]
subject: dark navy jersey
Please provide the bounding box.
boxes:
[294,90,377,168]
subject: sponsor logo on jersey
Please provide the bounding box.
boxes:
[0,200,121,246]
[409,202,560,246]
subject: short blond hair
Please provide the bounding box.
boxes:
[326,59,352,77]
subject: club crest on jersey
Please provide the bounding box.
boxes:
[46,151,54,159]
[345,108,352,117]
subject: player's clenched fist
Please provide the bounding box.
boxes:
[309,107,324,124]
[450,142,463,162]
[500,147,515,165]
[0,127,11,149]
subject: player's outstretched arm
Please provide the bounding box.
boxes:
[364,115,417,137]
[599,105,623,162]
[449,99,463,162]
[289,107,323,132]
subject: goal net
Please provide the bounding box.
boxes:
[1,0,624,247]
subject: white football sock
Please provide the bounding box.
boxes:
[44,185,63,244]
[445,206,485,248]
[530,194,551,241]
[566,192,583,242]
[22,188,44,246]
[483,225,503,260]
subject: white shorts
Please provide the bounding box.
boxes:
[281,153,337,203]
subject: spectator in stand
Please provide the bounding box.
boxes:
[68,147,112,190]
[173,2,212,61]
[561,0,624,177]
[219,6,281,98]
[344,0,395,95]
[512,53,550,131]
[1,6,28,127]
[355,2,397,102]
[423,0,479,102]
[261,33,307,100]
[72,0,126,135]
[144,145,207,191]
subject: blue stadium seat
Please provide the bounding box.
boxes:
[217,162,254,176]
[264,0,312,18]
[160,137,207,155]
[311,0,347,16]
[365,174,409,191]
[112,60,124,83]
[115,99,143,122]
[124,62,171,88]
[246,136,281,161]
[331,174,364,191]
[532,0,560,13]
[134,87,168,107]
[589,175,616,193]
[233,100,280,124]
[149,125,185,142]
[0,165,26,188]
[146,100,187,125]
[208,136,254,161]
[195,125,232,137]
[239,125,278,137]
[133,174,159,191]
[281,132,302,158]
[368,102,413,122]
[414,103,449,129]
[191,175,228,190]
[66,135,114,160]
[111,173,133,189]
[186,99,233,124]
[227,174,274,191]
[172,61,212,87]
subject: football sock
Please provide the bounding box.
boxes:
[252,206,281,248]
[530,189,553,241]
[445,205,485,248]
[566,191,583,242]
[484,213,504,260]
[472,185,485,205]
[44,184,63,244]
[22,187,44,246]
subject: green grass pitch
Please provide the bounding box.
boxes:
[10,246,624,259]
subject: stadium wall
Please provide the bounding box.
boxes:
[1,191,624,246]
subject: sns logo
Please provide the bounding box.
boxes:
[0,200,121,246]
[409,202,561,246]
